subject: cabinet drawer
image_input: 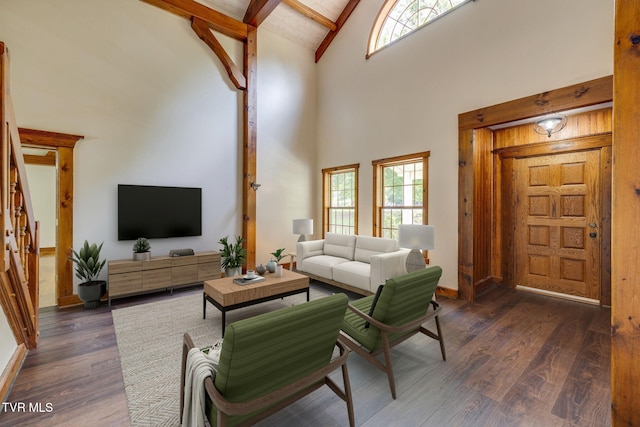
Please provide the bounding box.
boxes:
[172,256,198,267]
[198,263,221,281]
[143,258,172,270]
[143,268,172,290]
[172,265,198,285]
[109,271,142,296]
[109,261,142,274]
[197,253,220,264]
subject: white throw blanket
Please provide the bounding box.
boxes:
[182,346,220,427]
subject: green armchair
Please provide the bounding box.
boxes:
[181,293,355,426]
[340,266,445,399]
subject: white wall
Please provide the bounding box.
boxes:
[25,164,56,248]
[0,0,317,290]
[316,0,613,290]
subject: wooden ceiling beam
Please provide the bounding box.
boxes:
[191,18,247,90]
[283,0,337,31]
[315,0,361,63]
[141,0,248,41]
[244,0,282,27]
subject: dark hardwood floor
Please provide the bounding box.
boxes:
[0,283,611,426]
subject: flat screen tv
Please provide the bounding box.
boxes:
[118,184,202,240]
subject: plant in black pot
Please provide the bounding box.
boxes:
[132,237,151,261]
[69,240,107,309]
[218,235,246,277]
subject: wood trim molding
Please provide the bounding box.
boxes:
[458,77,613,303]
[18,128,82,149]
[24,151,56,166]
[494,134,612,159]
[315,0,361,63]
[0,343,27,402]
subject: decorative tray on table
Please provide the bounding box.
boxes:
[233,276,265,285]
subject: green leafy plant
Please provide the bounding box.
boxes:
[68,240,107,283]
[270,248,286,262]
[218,235,247,270]
[132,237,151,253]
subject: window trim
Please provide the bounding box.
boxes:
[367,0,474,59]
[372,151,430,237]
[322,163,360,237]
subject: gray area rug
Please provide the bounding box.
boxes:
[112,288,323,427]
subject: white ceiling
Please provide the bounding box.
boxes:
[197,0,353,50]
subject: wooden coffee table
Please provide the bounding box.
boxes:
[203,269,310,336]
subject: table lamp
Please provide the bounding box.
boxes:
[292,219,313,242]
[398,224,435,272]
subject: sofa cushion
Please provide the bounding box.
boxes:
[332,261,371,291]
[354,236,399,264]
[300,255,350,279]
[323,233,357,260]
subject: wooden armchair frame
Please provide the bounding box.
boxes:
[181,332,355,427]
[340,301,445,399]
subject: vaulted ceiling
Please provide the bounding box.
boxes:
[142,0,362,62]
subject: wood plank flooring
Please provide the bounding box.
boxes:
[0,283,611,426]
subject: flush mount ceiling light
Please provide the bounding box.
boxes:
[533,114,568,138]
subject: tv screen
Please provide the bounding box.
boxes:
[118,184,202,240]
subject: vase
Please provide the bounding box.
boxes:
[256,264,267,275]
[266,259,277,273]
[225,267,241,277]
[133,252,151,261]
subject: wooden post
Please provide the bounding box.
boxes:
[611,0,640,424]
[242,26,257,270]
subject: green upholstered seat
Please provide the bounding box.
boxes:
[340,266,445,399]
[189,293,354,426]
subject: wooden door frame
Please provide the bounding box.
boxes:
[19,128,83,307]
[457,76,613,302]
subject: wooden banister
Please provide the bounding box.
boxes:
[0,41,40,356]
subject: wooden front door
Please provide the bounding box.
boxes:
[515,150,601,301]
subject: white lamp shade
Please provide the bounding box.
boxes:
[398,224,435,250]
[292,219,314,235]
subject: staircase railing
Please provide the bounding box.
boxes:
[0,41,40,350]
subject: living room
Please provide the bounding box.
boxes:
[0,0,637,425]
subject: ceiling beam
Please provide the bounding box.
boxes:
[283,0,337,31]
[244,0,282,27]
[315,0,361,63]
[191,18,247,90]
[141,0,248,41]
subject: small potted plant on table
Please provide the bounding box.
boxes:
[219,235,246,277]
[267,248,286,273]
[133,237,151,261]
[68,240,107,309]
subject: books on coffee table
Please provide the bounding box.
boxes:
[233,276,265,285]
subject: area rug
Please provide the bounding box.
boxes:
[112,288,324,427]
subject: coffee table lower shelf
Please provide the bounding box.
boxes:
[203,287,309,337]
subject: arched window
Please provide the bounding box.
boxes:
[368,0,472,57]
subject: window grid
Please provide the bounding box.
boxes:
[322,165,359,236]
[373,152,429,239]
[370,0,472,56]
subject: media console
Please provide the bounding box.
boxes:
[107,251,221,305]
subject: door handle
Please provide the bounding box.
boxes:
[589,232,597,238]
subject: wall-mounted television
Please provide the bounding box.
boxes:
[118,184,202,240]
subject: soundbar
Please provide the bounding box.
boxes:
[170,249,195,257]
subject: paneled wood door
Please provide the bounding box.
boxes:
[515,150,601,300]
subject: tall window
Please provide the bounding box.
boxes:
[368,0,472,57]
[373,152,429,239]
[323,164,359,236]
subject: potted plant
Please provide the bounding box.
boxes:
[267,248,286,273]
[132,237,151,261]
[219,235,246,277]
[68,240,107,308]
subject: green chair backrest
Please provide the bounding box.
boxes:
[370,266,442,347]
[211,293,348,425]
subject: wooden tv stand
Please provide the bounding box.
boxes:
[107,251,221,306]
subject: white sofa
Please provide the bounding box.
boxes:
[296,233,409,294]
